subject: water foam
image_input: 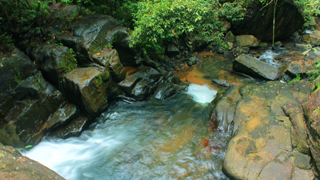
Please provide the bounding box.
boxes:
[258,50,280,67]
[186,83,217,104]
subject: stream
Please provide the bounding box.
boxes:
[26,49,295,179]
[27,83,229,179]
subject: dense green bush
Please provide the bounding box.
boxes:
[130,0,245,58]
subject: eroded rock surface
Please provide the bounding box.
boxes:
[210,81,315,180]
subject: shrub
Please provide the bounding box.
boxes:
[130,0,245,59]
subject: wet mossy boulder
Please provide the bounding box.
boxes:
[55,14,122,66]
[231,0,304,41]
[0,47,36,93]
[61,66,121,116]
[30,44,78,88]
[92,48,126,82]
[210,81,315,179]
[0,143,65,180]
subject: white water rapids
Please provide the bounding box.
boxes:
[27,83,226,179]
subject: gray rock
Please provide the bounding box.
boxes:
[233,54,279,80]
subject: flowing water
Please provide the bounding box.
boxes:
[26,51,288,179]
[27,84,229,180]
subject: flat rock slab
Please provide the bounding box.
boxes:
[210,81,315,180]
[233,54,280,80]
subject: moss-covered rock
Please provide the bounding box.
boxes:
[61,66,121,116]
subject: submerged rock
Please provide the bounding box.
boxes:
[233,54,280,80]
[210,81,314,180]
[0,143,65,180]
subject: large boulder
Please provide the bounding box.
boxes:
[210,81,315,179]
[0,143,65,180]
[30,44,78,88]
[61,66,121,116]
[231,0,304,41]
[92,48,126,82]
[233,54,280,80]
[55,14,122,65]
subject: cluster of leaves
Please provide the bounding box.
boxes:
[0,0,50,53]
[129,0,245,59]
[294,0,320,29]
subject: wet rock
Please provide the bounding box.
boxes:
[210,81,315,179]
[105,27,142,66]
[118,66,161,100]
[30,44,78,88]
[235,35,259,47]
[0,47,36,93]
[48,116,90,139]
[285,61,315,78]
[44,101,79,132]
[1,72,65,146]
[61,66,120,116]
[232,0,304,41]
[302,30,320,46]
[188,56,198,66]
[233,47,250,54]
[92,48,126,82]
[55,14,122,65]
[233,54,280,80]
[0,143,65,180]
[166,43,180,57]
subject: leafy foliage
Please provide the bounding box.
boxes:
[130,0,245,58]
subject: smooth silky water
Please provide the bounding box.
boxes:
[27,84,229,180]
